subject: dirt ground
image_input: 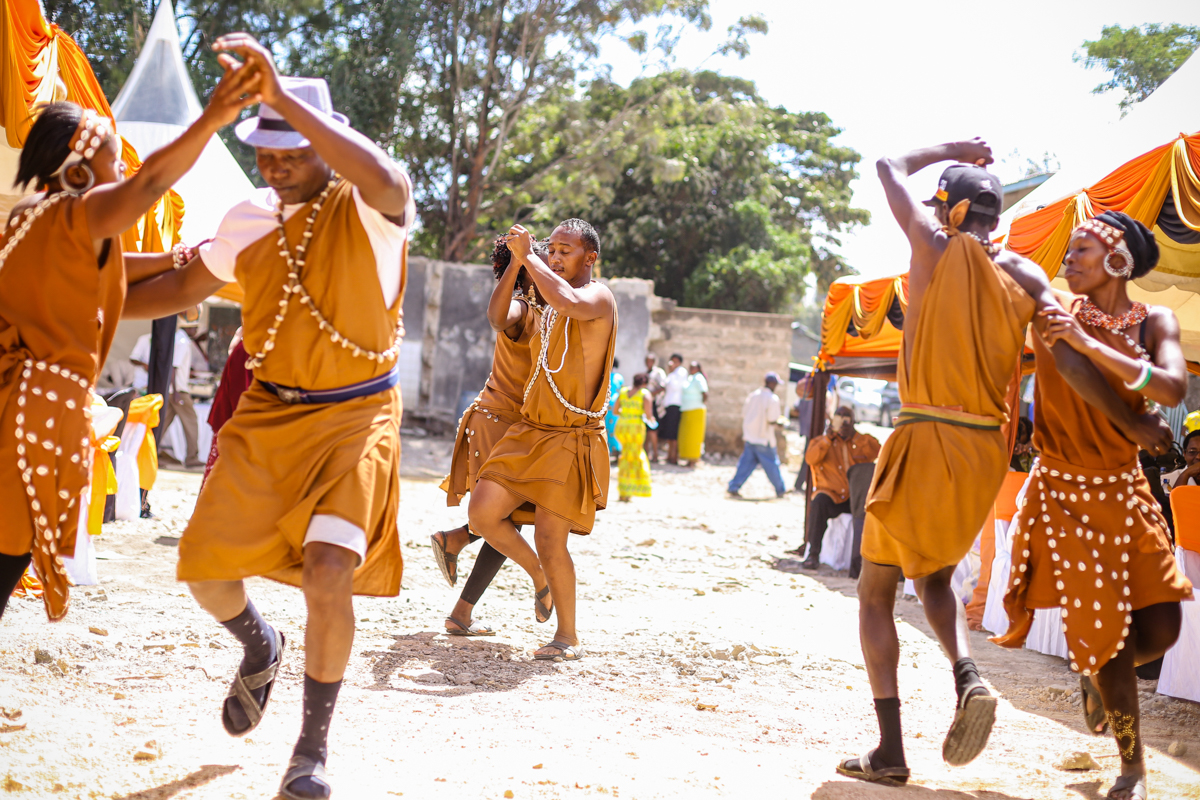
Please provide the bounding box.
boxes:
[2,431,1199,800]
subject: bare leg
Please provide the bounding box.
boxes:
[468,479,548,602]
[646,430,659,463]
[849,560,907,773]
[533,509,577,655]
[1094,602,1183,800]
[301,542,357,682]
[913,564,971,663]
[667,439,679,464]
[858,560,903,698]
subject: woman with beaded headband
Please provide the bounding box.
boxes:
[121,33,415,800]
[0,60,262,623]
[431,235,548,637]
[992,210,1193,800]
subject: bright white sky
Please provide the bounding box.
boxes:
[598,0,1200,284]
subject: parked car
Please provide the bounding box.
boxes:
[833,378,887,426]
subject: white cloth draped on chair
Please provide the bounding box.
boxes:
[820,514,854,571]
[1158,547,1200,702]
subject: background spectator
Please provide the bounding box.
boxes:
[727,372,787,499]
[660,353,688,464]
[797,405,880,569]
[644,353,667,463]
[677,361,708,466]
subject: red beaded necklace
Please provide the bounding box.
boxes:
[1077,298,1147,332]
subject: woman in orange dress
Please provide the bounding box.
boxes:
[993,211,1193,800]
[0,64,260,622]
[431,236,545,636]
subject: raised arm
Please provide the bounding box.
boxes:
[213,34,413,223]
[85,59,262,241]
[996,252,1173,454]
[876,139,991,238]
[506,225,613,321]
[486,257,527,337]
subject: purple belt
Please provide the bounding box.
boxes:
[260,367,399,405]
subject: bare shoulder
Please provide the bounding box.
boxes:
[1146,304,1180,336]
[993,250,1050,297]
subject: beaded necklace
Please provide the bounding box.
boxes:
[1077,298,1151,362]
[523,296,611,420]
[245,177,404,370]
[961,231,1001,257]
[0,193,67,274]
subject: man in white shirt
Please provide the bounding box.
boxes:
[660,352,689,464]
[727,372,787,498]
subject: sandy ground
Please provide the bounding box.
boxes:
[2,431,1199,800]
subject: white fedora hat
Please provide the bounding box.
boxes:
[234,76,349,149]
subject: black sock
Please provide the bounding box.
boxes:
[286,676,341,799]
[953,657,985,703]
[467,532,482,544]
[460,543,508,606]
[872,697,906,768]
[0,552,32,621]
[220,600,277,731]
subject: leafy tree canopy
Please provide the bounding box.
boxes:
[478,69,868,311]
[1076,23,1200,113]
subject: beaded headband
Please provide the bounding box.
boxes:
[54,109,115,178]
[1076,218,1134,279]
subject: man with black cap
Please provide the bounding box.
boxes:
[727,372,787,498]
[123,33,413,800]
[836,139,1173,789]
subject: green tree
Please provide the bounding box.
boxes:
[479,69,867,312]
[393,1,712,261]
[1076,23,1200,113]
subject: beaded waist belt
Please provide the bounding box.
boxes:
[260,367,399,405]
[894,402,1002,431]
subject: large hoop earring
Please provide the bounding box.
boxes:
[62,164,95,196]
[1104,248,1133,279]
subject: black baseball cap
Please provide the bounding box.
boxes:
[922,164,1003,218]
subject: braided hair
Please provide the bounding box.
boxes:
[1094,210,1160,279]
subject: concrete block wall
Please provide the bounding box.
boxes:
[648,304,793,455]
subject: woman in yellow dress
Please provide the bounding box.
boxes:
[614,373,654,501]
[677,360,708,465]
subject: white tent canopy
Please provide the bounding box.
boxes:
[112,0,254,241]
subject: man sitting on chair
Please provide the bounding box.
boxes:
[799,406,880,569]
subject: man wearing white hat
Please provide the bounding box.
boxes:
[124,33,414,800]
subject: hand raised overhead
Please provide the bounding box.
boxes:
[213,33,284,107]
[201,52,264,128]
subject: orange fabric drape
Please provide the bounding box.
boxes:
[818,273,908,367]
[1007,131,1200,279]
[1,0,184,249]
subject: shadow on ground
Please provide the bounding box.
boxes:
[365,630,556,696]
[114,765,240,800]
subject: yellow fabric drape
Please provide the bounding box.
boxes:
[0,0,184,249]
[87,435,119,539]
[1008,132,1200,280]
[127,393,163,491]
